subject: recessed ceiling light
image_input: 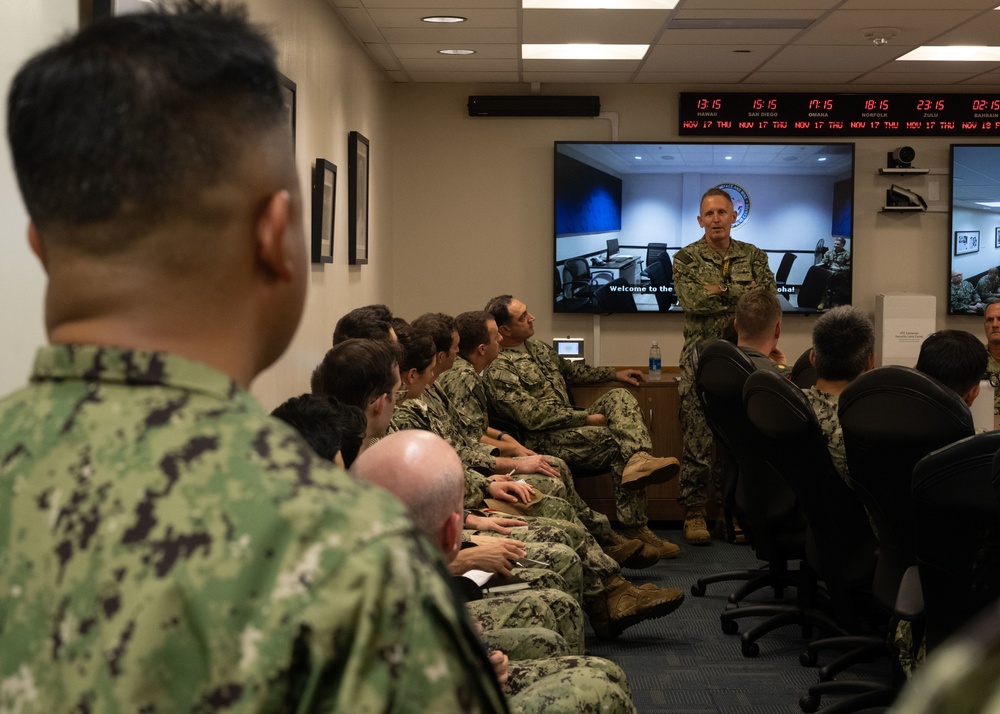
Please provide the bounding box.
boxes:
[724,155,732,160]
[522,44,649,60]
[438,49,476,55]
[897,45,1000,61]
[422,15,467,23]
[634,155,643,160]
[524,0,677,8]
[818,157,827,162]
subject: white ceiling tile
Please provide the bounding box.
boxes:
[758,44,909,72]
[366,8,517,27]
[381,27,518,42]
[643,43,781,72]
[405,71,522,81]
[522,9,672,44]
[399,57,519,71]
[338,7,384,43]
[522,71,635,82]
[740,71,868,84]
[391,43,518,58]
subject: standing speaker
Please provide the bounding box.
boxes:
[468,95,601,117]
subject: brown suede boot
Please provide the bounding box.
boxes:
[622,524,681,559]
[620,451,680,491]
[684,506,711,545]
[604,531,660,569]
[588,574,685,640]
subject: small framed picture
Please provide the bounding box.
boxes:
[311,159,336,264]
[348,131,370,266]
[278,73,296,152]
[994,227,1000,249]
[955,230,980,256]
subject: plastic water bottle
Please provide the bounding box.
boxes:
[648,341,662,381]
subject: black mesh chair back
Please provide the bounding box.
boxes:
[744,370,877,626]
[555,266,590,311]
[594,277,637,312]
[790,347,817,389]
[796,265,833,309]
[839,365,974,606]
[645,258,677,310]
[913,432,1000,653]
[775,252,797,297]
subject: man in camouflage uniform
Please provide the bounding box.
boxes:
[984,302,1000,417]
[483,295,683,559]
[734,291,789,376]
[0,7,506,713]
[439,310,660,569]
[978,267,1000,304]
[353,430,638,713]
[951,270,985,314]
[820,235,852,272]
[674,187,777,544]
[801,306,876,485]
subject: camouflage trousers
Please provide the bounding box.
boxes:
[471,588,584,655]
[677,377,725,509]
[524,389,653,528]
[486,626,573,661]
[470,526,584,603]
[506,655,637,714]
[518,455,613,544]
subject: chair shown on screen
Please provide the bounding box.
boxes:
[645,257,677,310]
[639,242,668,281]
[744,370,892,714]
[815,239,828,265]
[554,266,591,312]
[594,277,637,312]
[692,341,808,654]
[913,432,1000,655]
[561,257,613,307]
[796,265,834,310]
[774,252,797,298]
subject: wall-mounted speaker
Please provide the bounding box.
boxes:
[468,95,601,117]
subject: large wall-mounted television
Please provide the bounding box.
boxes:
[554,141,856,315]
[948,143,1000,316]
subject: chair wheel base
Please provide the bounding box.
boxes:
[721,619,739,635]
[691,583,706,597]
[741,639,760,657]
[799,695,819,713]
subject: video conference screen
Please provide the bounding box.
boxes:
[553,141,855,315]
[949,144,1000,316]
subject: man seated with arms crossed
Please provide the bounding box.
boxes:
[801,306,876,483]
[820,236,851,272]
[353,431,638,714]
[0,6,503,712]
[983,302,1000,418]
[483,295,681,559]
[978,267,1000,305]
[733,291,789,375]
[916,329,989,408]
[951,270,985,315]
[439,309,659,569]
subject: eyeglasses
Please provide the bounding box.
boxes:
[989,372,1000,389]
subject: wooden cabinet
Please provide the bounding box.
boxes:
[569,367,692,522]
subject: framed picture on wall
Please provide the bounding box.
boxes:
[348,131,370,265]
[81,0,157,23]
[278,73,297,152]
[955,230,980,256]
[311,159,336,264]
[994,227,1000,249]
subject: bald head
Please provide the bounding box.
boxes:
[351,431,464,552]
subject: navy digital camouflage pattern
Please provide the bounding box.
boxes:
[0,345,506,713]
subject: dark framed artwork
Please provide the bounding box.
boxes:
[994,227,1000,249]
[278,73,297,152]
[348,131,370,265]
[311,159,336,264]
[955,230,980,256]
[80,0,157,23]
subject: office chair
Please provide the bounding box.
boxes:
[790,347,817,389]
[775,252,797,297]
[554,266,590,311]
[913,432,1000,654]
[562,257,613,305]
[645,257,677,310]
[815,239,828,265]
[639,242,667,281]
[744,370,893,713]
[594,277,637,312]
[796,265,834,310]
[692,340,808,652]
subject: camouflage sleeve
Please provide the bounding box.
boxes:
[673,248,733,317]
[438,369,490,445]
[727,245,777,304]
[485,364,590,432]
[465,467,492,509]
[388,400,428,434]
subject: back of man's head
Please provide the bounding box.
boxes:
[271,393,366,467]
[734,291,781,343]
[332,305,395,345]
[311,338,399,410]
[812,306,875,382]
[351,431,464,549]
[395,323,437,374]
[916,330,988,399]
[455,311,491,359]
[484,295,514,329]
[411,312,456,355]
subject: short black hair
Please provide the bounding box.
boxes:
[332,305,395,345]
[394,323,436,374]
[812,306,875,382]
[455,311,491,359]
[311,339,399,410]
[271,393,366,466]
[8,1,285,236]
[485,295,514,328]
[411,312,456,355]
[916,329,988,397]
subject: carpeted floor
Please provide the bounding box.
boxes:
[584,525,892,713]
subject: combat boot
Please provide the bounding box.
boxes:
[588,574,685,640]
[604,531,659,569]
[622,524,680,559]
[620,451,680,491]
[684,506,711,545]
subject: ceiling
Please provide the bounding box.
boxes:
[327,0,1000,87]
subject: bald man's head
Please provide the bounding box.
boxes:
[351,431,464,556]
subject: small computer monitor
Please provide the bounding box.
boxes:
[606,238,619,261]
[553,337,585,362]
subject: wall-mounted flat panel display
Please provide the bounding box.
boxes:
[949,144,1000,316]
[554,141,855,315]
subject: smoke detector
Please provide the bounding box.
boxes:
[861,27,899,46]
